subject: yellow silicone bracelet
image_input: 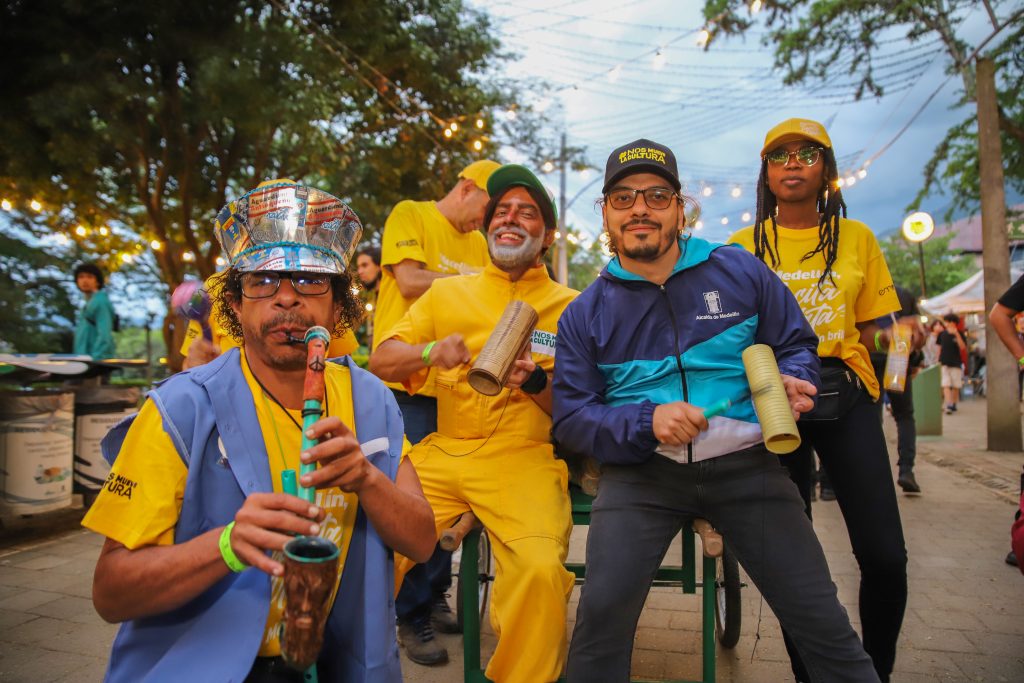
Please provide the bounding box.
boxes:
[219,522,247,573]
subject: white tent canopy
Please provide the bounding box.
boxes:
[920,268,1023,316]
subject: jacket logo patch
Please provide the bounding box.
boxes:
[104,472,138,499]
[703,290,722,315]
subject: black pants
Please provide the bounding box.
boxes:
[870,353,916,475]
[780,389,908,683]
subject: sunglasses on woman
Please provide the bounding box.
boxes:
[764,146,823,167]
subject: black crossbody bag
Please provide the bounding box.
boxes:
[801,357,864,422]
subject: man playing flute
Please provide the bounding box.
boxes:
[370,164,577,683]
[83,180,434,683]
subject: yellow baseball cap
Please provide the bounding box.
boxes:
[761,118,833,157]
[458,159,501,191]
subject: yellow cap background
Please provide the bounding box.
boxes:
[458,159,501,191]
[761,118,833,156]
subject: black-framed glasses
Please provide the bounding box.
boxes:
[764,146,823,167]
[240,271,332,299]
[605,186,678,210]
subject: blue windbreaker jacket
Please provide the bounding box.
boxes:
[552,236,819,465]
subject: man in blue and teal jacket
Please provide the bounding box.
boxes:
[554,140,881,683]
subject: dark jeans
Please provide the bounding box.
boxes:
[566,447,879,683]
[780,389,908,683]
[391,390,452,623]
[870,353,916,475]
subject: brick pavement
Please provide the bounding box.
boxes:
[1,396,1022,682]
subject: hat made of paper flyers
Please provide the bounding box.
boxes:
[459,159,502,191]
[760,118,833,157]
[603,139,681,194]
[486,164,558,229]
[214,179,363,274]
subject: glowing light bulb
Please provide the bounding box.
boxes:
[30,199,42,212]
[215,256,226,267]
[741,212,752,222]
[365,303,374,312]
[475,118,484,129]
[99,226,109,236]
[120,253,133,263]
[857,169,867,179]
[697,29,710,46]
[75,225,87,237]
[443,128,453,139]
[505,109,517,121]
[750,0,763,13]
[695,220,704,230]
[542,161,555,173]
[473,139,483,151]
[701,186,713,198]
[150,240,162,250]
[845,176,856,187]
[730,186,741,198]
[1,199,11,211]
[554,231,562,240]
[836,178,845,188]
[183,251,195,263]
[449,122,459,132]
[720,217,729,225]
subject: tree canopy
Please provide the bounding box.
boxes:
[0,0,545,360]
[701,0,1024,218]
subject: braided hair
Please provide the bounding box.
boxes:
[751,146,847,290]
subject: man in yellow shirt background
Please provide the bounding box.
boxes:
[371,158,499,665]
[371,164,578,683]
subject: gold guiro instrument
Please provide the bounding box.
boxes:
[468,300,539,396]
[741,344,801,454]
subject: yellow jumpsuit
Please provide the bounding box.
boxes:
[387,263,577,683]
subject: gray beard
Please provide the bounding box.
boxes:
[488,227,542,270]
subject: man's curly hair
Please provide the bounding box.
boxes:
[214,268,364,344]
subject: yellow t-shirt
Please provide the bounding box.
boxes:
[387,263,577,445]
[729,217,899,398]
[180,272,358,359]
[82,351,359,656]
[372,200,490,396]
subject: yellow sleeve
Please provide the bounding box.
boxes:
[81,401,187,549]
[727,226,755,251]
[381,202,427,268]
[328,328,359,357]
[384,287,438,394]
[855,229,900,323]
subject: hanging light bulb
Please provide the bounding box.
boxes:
[29,199,42,212]
[150,239,162,250]
[741,212,752,222]
[750,0,763,13]
[730,186,742,198]
[697,29,711,47]
[542,160,555,174]
[701,186,713,198]
[695,220,704,230]
[845,176,857,187]
[473,139,483,151]
[857,168,867,179]
[720,217,729,225]
[215,256,226,267]
[1,199,11,211]
[505,109,517,121]
[652,51,666,70]
[183,251,195,263]
[75,225,87,237]
[99,226,109,236]
[475,118,485,129]
[449,122,459,132]
[120,253,133,264]
[443,128,453,139]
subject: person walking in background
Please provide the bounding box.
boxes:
[73,262,116,360]
[730,118,907,682]
[988,273,1024,568]
[371,159,499,666]
[869,285,926,494]
[937,313,967,415]
[355,246,382,349]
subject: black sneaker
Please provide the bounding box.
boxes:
[897,473,921,494]
[398,619,449,666]
[1006,551,1018,567]
[431,593,459,634]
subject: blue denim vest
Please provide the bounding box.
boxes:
[99,349,403,682]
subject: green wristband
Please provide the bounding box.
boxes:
[219,522,247,573]
[874,330,885,353]
[421,341,437,366]
[1018,356,1024,368]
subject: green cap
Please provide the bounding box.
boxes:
[486,164,558,222]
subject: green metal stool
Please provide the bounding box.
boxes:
[457,487,741,683]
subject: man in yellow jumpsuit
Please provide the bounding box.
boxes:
[372,159,499,665]
[371,164,577,683]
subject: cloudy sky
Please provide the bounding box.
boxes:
[469,0,1007,245]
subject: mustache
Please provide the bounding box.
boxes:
[622,219,660,229]
[260,313,317,339]
[492,224,529,238]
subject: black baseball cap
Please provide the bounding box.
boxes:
[603,139,681,194]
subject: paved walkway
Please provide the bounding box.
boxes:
[1,396,1022,682]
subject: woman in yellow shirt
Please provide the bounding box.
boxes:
[730,118,906,683]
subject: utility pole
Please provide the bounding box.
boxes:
[976,56,1022,451]
[557,132,568,286]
